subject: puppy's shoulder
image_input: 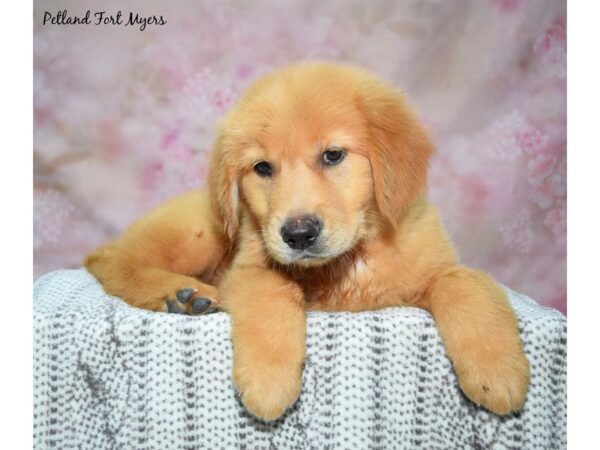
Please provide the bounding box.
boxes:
[397,198,443,231]
[393,198,457,262]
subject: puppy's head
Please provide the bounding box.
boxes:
[209,62,433,266]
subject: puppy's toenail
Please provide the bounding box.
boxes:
[166,299,185,314]
[176,288,195,303]
[192,298,212,314]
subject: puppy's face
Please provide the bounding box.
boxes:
[209,63,433,267]
[238,113,374,266]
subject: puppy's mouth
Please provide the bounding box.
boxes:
[296,250,335,263]
[266,239,347,267]
[284,252,337,266]
[299,253,320,260]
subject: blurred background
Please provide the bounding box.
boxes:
[33,0,566,313]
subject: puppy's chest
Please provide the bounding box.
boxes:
[301,256,415,311]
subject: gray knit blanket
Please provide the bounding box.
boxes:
[33,269,566,449]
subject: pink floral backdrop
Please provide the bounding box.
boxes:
[33,0,566,313]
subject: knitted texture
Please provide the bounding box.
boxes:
[33,269,566,449]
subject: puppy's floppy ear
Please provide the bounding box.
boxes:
[360,86,434,224]
[208,122,239,242]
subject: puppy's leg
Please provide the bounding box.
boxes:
[84,191,225,314]
[219,266,306,421]
[419,266,530,415]
[94,253,220,314]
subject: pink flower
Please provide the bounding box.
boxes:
[486,111,549,162]
[177,68,237,122]
[518,126,549,155]
[533,18,566,54]
[33,189,74,248]
[527,154,556,187]
[212,89,234,109]
[544,206,566,238]
[528,173,566,210]
[160,128,180,150]
[499,210,534,253]
[529,185,553,210]
[487,111,527,161]
[236,64,255,80]
[491,0,521,14]
[533,17,566,79]
[547,173,567,198]
[141,161,164,192]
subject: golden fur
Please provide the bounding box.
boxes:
[85,62,529,420]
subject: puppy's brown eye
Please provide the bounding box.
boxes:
[253,161,272,177]
[323,148,346,166]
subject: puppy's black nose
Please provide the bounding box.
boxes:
[280,215,322,250]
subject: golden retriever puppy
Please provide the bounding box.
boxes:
[85,62,529,421]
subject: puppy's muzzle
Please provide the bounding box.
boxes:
[280,215,322,250]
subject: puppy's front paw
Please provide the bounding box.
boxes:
[455,345,530,415]
[233,357,302,421]
[164,287,220,316]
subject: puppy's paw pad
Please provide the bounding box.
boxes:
[176,288,196,303]
[165,291,220,316]
[191,297,212,314]
[166,299,185,314]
